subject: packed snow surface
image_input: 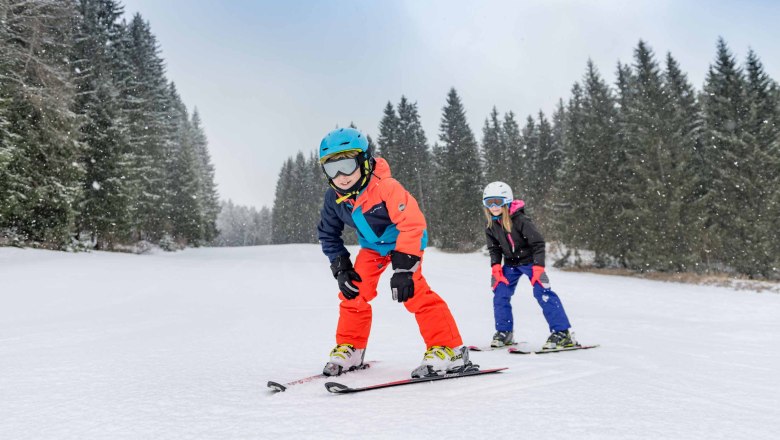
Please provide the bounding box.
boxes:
[2,245,779,439]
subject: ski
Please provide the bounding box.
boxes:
[508,344,600,355]
[467,342,520,352]
[267,362,374,392]
[324,367,508,394]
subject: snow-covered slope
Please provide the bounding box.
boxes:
[1,245,778,439]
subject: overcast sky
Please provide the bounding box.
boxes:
[119,0,780,209]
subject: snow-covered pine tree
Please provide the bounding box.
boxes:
[0,0,84,245]
[552,83,586,255]
[502,111,524,199]
[481,106,506,184]
[432,88,483,251]
[743,49,780,277]
[0,1,18,229]
[559,61,626,266]
[190,109,220,243]
[72,0,133,249]
[377,101,399,165]
[618,41,695,271]
[543,100,567,243]
[257,206,272,245]
[699,38,754,275]
[272,158,294,244]
[395,96,432,215]
[532,110,558,232]
[662,51,705,272]
[551,99,567,161]
[121,13,173,242]
[520,115,540,208]
[288,152,316,242]
[166,84,203,246]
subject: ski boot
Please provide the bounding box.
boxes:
[542,329,579,350]
[490,330,514,348]
[410,345,477,378]
[323,344,366,376]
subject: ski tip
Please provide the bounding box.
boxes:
[324,382,351,394]
[267,381,287,392]
[478,367,509,374]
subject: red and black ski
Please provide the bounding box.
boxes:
[508,344,600,355]
[267,362,374,392]
[324,367,508,394]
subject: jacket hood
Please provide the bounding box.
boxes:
[509,199,525,215]
[372,157,391,179]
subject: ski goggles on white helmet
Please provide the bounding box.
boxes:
[322,157,360,179]
[483,197,510,208]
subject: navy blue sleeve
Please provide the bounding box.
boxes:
[317,190,350,262]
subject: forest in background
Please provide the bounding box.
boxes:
[264,39,779,279]
[0,0,219,251]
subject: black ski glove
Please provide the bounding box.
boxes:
[390,251,421,303]
[330,255,361,300]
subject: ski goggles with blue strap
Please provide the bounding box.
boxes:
[322,157,360,179]
[483,197,510,208]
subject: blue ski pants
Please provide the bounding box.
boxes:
[493,264,571,333]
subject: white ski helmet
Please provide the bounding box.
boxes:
[483,181,513,202]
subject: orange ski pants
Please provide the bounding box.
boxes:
[335,248,462,349]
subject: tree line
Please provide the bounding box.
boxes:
[271,38,779,279]
[0,0,219,250]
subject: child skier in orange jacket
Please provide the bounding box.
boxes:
[317,127,471,378]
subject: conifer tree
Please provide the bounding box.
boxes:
[292,151,317,242]
[0,0,84,244]
[377,102,399,164]
[190,109,220,242]
[502,111,524,196]
[558,62,626,265]
[534,110,558,229]
[550,99,567,162]
[699,38,753,274]
[167,84,202,244]
[432,88,483,251]
[481,107,506,184]
[121,13,174,242]
[272,158,294,244]
[618,41,695,270]
[553,83,587,252]
[662,52,705,271]
[257,206,273,245]
[395,96,432,213]
[72,0,132,249]
[742,49,780,276]
[521,115,540,207]
[545,100,567,242]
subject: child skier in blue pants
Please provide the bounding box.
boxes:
[483,181,578,349]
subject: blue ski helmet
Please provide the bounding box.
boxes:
[318,127,374,201]
[319,127,369,162]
